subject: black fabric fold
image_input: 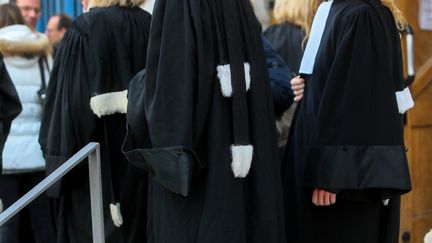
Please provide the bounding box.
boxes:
[214,0,251,146]
[304,145,411,194]
[123,70,203,197]
[123,142,200,197]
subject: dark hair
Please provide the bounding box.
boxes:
[0,4,25,28]
[55,13,73,31]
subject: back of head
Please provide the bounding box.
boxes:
[273,0,309,33]
[89,0,146,8]
[57,13,73,30]
[0,3,25,28]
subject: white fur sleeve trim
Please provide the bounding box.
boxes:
[217,63,251,97]
[110,202,123,227]
[425,229,432,243]
[90,90,128,118]
[0,199,3,213]
[396,88,414,114]
[231,145,253,178]
[382,199,390,206]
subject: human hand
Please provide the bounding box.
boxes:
[312,189,336,206]
[291,76,305,102]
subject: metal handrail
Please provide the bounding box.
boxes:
[0,142,105,243]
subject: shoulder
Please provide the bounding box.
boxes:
[334,0,377,23]
[73,6,151,34]
[265,22,300,35]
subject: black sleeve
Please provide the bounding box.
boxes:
[304,6,411,198]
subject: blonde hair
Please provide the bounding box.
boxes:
[273,0,310,33]
[381,0,406,30]
[307,0,406,38]
[89,0,145,8]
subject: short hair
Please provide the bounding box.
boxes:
[89,0,145,8]
[55,13,73,31]
[0,3,25,28]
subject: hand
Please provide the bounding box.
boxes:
[291,76,305,102]
[312,189,336,206]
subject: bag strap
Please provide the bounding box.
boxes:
[38,56,47,92]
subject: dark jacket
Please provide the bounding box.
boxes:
[263,36,295,117]
[264,22,304,73]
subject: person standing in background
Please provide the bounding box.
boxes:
[264,0,308,74]
[0,3,55,243]
[10,0,41,29]
[81,0,89,12]
[46,13,73,56]
[264,0,309,149]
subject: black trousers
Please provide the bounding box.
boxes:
[0,172,56,243]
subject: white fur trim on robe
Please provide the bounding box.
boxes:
[396,88,414,114]
[425,229,432,243]
[110,203,123,227]
[90,90,128,118]
[231,145,253,178]
[217,63,251,97]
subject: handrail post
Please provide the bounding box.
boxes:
[88,144,105,243]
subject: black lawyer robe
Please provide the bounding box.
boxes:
[124,0,286,242]
[283,0,411,242]
[264,22,304,74]
[38,6,151,243]
[0,57,21,169]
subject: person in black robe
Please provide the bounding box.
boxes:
[263,0,308,74]
[0,56,21,170]
[283,0,412,242]
[123,0,286,242]
[38,1,151,242]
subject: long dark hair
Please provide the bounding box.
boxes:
[0,4,25,28]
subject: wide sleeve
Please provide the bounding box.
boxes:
[304,6,411,198]
[39,25,96,196]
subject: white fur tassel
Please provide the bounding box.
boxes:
[425,229,432,243]
[231,145,253,178]
[217,64,233,97]
[90,90,128,118]
[0,199,3,213]
[382,199,390,206]
[396,88,414,114]
[110,203,123,227]
[244,63,251,91]
[217,63,251,97]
